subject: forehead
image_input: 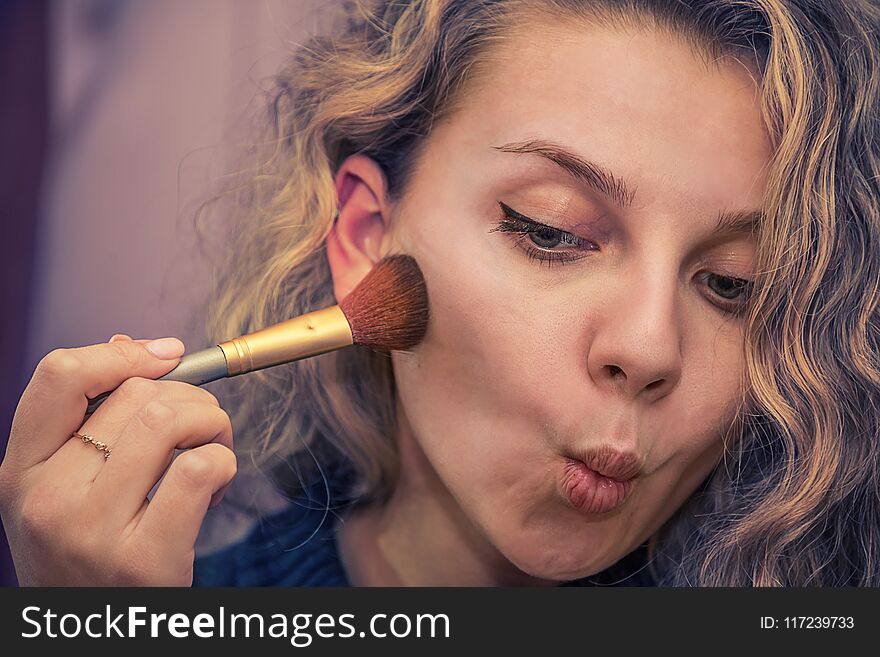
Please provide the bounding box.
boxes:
[440,21,771,215]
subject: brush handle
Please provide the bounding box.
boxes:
[84,306,353,416]
[84,346,229,415]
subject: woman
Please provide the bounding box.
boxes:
[1,0,878,586]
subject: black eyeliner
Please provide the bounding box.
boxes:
[497,200,550,228]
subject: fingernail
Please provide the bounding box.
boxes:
[145,337,185,359]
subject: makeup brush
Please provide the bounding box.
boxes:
[85,254,429,415]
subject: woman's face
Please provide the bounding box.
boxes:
[385,22,771,579]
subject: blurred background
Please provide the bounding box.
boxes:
[0,0,337,586]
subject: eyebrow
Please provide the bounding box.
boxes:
[491,138,763,237]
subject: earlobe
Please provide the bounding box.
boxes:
[325,154,392,303]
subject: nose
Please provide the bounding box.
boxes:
[586,277,683,403]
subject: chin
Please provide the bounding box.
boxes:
[493,523,616,582]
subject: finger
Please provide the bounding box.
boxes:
[48,377,221,486]
[7,338,186,470]
[110,335,156,346]
[88,396,232,523]
[133,443,236,561]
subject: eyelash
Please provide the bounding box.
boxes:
[488,201,596,267]
[489,200,754,317]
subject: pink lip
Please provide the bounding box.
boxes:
[558,458,634,514]
[571,443,643,482]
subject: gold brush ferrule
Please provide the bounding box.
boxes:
[218,305,354,376]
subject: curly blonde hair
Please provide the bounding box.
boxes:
[195,0,880,586]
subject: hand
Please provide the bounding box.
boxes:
[0,334,236,586]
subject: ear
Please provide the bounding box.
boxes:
[326,154,393,303]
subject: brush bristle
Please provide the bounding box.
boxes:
[338,254,429,351]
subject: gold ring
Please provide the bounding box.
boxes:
[73,431,111,460]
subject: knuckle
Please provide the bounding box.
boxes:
[116,376,160,405]
[211,443,237,480]
[137,399,177,432]
[211,405,233,435]
[223,447,238,478]
[163,380,219,407]
[217,445,238,478]
[35,349,80,382]
[172,450,217,489]
[198,388,221,408]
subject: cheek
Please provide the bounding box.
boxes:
[389,212,573,500]
[680,331,745,446]
[392,252,555,461]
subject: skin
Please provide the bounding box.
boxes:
[328,22,771,585]
[0,334,236,585]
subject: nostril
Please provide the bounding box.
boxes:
[608,365,623,377]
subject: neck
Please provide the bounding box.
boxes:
[335,398,559,587]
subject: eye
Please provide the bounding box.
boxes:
[700,272,753,316]
[490,200,754,316]
[488,201,598,267]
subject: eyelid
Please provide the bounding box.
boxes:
[498,201,550,226]
[695,254,754,283]
[497,201,578,235]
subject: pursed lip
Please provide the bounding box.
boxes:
[566,443,644,482]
